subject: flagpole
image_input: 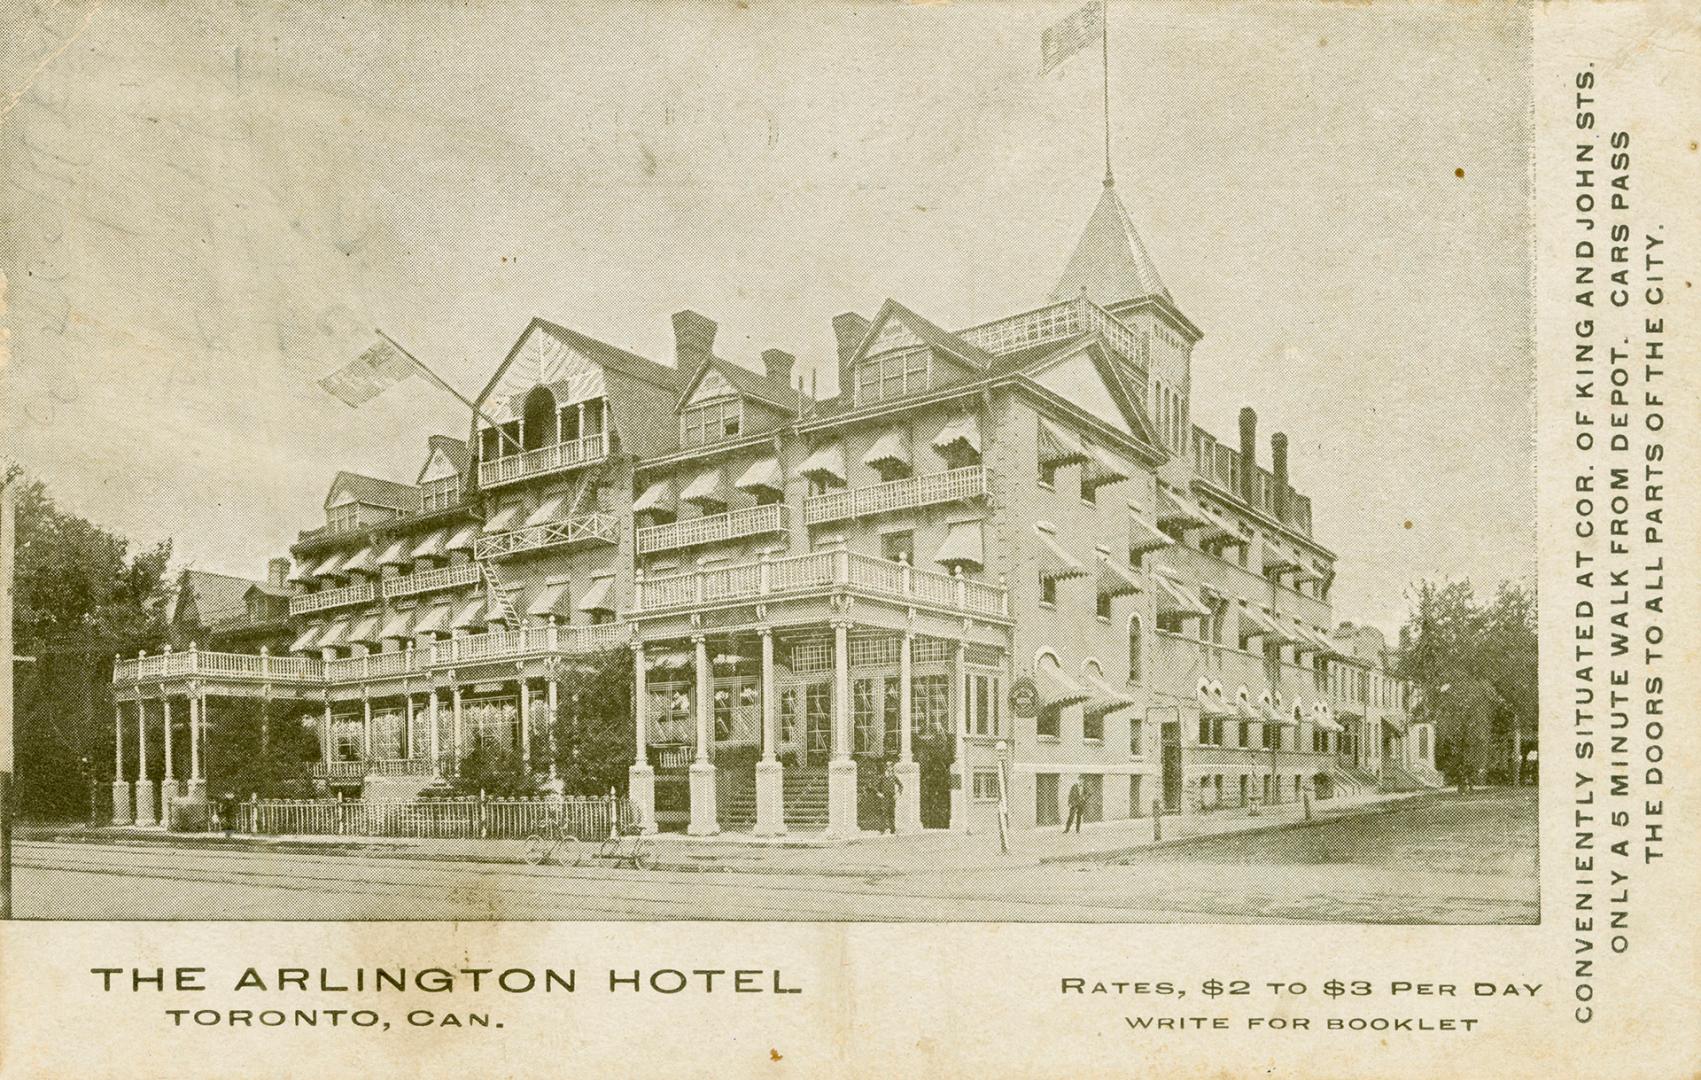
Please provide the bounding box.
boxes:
[1102,0,1113,188]
[373,329,523,453]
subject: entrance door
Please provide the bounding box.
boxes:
[1161,723,1182,812]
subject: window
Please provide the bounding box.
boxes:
[1128,775,1144,817]
[327,503,358,533]
[911,674,950,735]
[1079,470,1096,504]
[972,768,1000,802]
[681,400,744,447]
[853,678,880,754]
[1127,615,1143,683]
[1262,723,1283,750]
[967,673,1000,737]
[1083,710,1104,742]
[881,530,915,566]
[1040,576,1057,606]
[1197,715,1224,746]
[1129,718,1145,756]
[1035,773,1060,825]
[855,348,930,405]
[1038,460,1058,488]
[1037,706,1060,739]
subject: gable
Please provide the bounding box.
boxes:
[326,486,358,509]
[686,368,737,406]
[482,324,610,424]
[420,446,458,483]
[1031,350,1134,437]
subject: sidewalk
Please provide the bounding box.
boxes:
[36,788,1443,878]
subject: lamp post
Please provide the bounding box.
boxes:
[994,739,1011,854]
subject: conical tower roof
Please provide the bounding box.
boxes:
[1050,183,1172,309]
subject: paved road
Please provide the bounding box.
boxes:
[10,789,1536,923]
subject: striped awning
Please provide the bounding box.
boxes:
[525,493,568,528]
[1037,662,1091,709]
[1036,530,1087,582]
[311,550,348,579]
[289,623,326,654]
[577,575,616,613]
[1156,487,1210,531]
[341,546,377,575]
[861,429,912,474]
[412,602,453,636]
[445,523,481,553]
[1313,708,1344,733]
[285,560,312,584]
[734,457,784,496]
[1235,690,1259,720]
[798,442,846,485]
[934,520,985,571]
[1127,514,1173,558]
[526,581,573,619]
[634,479,677,516]
[1080,443,1128,492]
[378,607,417,640]
[410,528,449,560]
[1193,503,1242,547]
[375,538,411,567]
[1236,602,1283,642]
[1097,553,1143,598]
[681,466,730,507]
[1037,416,1088,467]
[1260,695,1296,726]
[451,596,490,630]
[1081,667,1138,716]
[1262,545,1303,574]
[484,500,524,534]
[931,414,982,458]
[1153,573,1211,618]
[346,612,383,644]
[316,617,353,649]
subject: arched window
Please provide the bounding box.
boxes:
[1127,614,1143,684]
[522,386,557,451]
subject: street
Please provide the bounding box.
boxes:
[10,789,1536,923]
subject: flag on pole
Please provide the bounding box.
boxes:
[317,336,420,407]
[1039,0,1103,75]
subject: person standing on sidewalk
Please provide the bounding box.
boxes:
[1064,777,1086,833]
[878,762,901,834]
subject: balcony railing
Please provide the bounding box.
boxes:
[113,648,326,685]
[958,296,1149,391]
[309,758,437,780]
[474,511,620,561]
[804,466,989,526]
[477,432,608,489]
[384,561,481,599]
[637,504,789,555]
[633,548,1009,619]
[289,581,376,616]
[324,649,423,683]
[427,622,629,665]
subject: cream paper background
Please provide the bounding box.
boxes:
[1,1,1698,1076]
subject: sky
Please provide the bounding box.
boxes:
[0,0,1534,636]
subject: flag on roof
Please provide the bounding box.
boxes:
[1040,0,1103,76]
[318,337,419,408]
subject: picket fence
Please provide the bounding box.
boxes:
[237,795,636,841]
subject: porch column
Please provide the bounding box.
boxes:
[546,676,559,764]
[428,689,442,772]
[134,699,155,826]
[687,634,718,835]
[950,638,968,832]
[161,696,175,789]
[826,618,858,836]
[186,687,205,801]
[517,670,532,771]
[111,701,132,824]
[405,693,416,761]
[753,627,785,835]
[451,680,465,766]
[629,641,656,833]
[362,695,373,760]
[895,628,921,833]
[321,701,333,770]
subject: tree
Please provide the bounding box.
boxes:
[7,467,171,819]
[1398,579,1537,786]
[550,646,634,796]
[205,698,320,799]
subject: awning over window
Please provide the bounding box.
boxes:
[525,493,568,528]
[577,575,616,614]
[1290,621,1333,654]
[484,500,524,534]
[410,528,449,560]
[341,546,377,575]
[1156,486,1210,531]
[1259,695,1296,726]
[289,623,326,654]
[316,617,353,649]
[734,457,784,497]
[346,612,383,644]
[931,414,982,458]
[1235,690,1259,721]
[1127,514,1173,558]
[1037,662,1091,708]
[1080,443,1128,492]
[1290,560,1323,584]
[681,466,730,507]
[1153,573,1211,618]
[633,479,677,516]
[1193,503,1242,548]
[861,429,912,474]
[375,538,411,567]
[378,608,417,640]
[1312,709,1344,733]
[1262,544,1303,574]
[451,595,489,630]
[798,443,846,485]
[412,602,453,636]
[1097,553,1143,598]
[1037,416,1088,467]
[1081,667,1137,716]
[1036,529,1087,582]
[311,550,348,579]
[1236,602,1282,642]
[526,581,573,619]
[285,560,312,584]
[934,520,985,571]
[445,523,481,553]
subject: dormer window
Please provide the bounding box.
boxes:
[682,399,743,447]
[327,503,359,533]
[854,348,929,406]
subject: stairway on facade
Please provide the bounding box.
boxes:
[719,766,830,830]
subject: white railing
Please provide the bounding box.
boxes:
[633,548,1009,618]
[384,562,480,599]
[289,581,376,615]
[238,795,636,840]
[960,296,1149,378]
[324,650,422,683]
[804,466,989,526]
[474,511,620,561]
[113,648,326,684]
[308,758,435,780]
[636,503,789,555]
[427,622,629,665]
[477,432,608,489]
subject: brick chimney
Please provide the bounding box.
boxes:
[761,348,796,387]
[671,310,717,371]
[1271,432,1289,522]
[268,558,291,589]
[1237,406,1258,505]
[832,312,871,398]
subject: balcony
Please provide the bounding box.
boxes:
[477,432,607,490]
[804,466,990,526]
[633,548,1009,620]
[309,758,436,780]
[427,622,630,665]
[474,511,620,561]
[958,297,1150,392]
[324,649,424,683]
[289,581,376,616]
[384,561,481,599]
[637,504,789,555]
[114,648,326,685]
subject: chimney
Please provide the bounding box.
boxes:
[761,348,796,387]
[671,310,717,371]
[832,312,871,398]
[268,558,290,589]
[1237,406,1258,505]
[1271,432,1290,522]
